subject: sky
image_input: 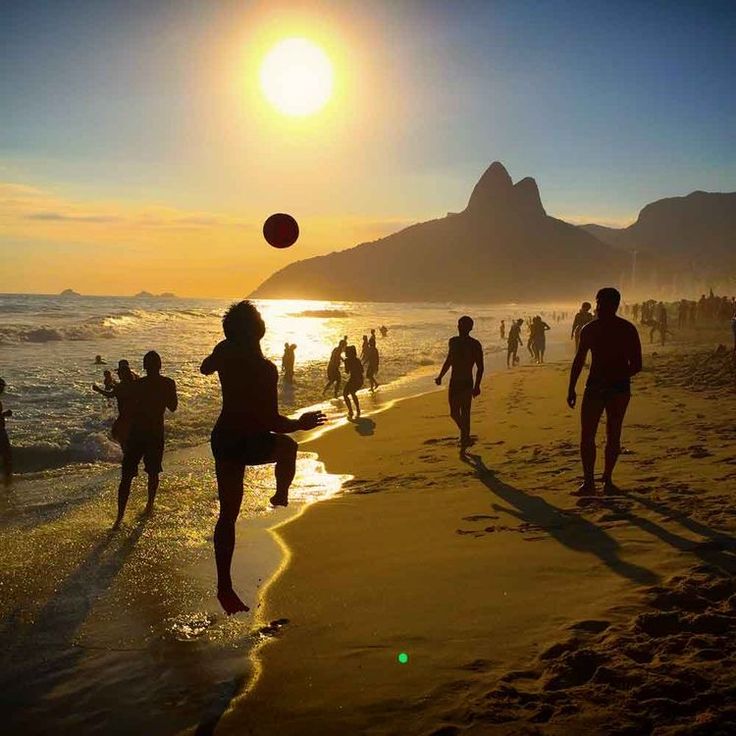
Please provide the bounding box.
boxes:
[2,0,735,297]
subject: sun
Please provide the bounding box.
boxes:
[259,38,334,117]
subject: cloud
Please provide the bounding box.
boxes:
[25,211,124,223]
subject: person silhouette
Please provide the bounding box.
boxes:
[94,355,106,365]
[0,378,13,487]
[281,342,296,383]
[113,351,177,529]
[343,345,364,419]
[506,318,524,367]
[379,325,388,338]
[571,302,593,352]
[323,340,346,398]
[500,320,506,341]
[368,329,376,349]
[201,301,326,614]
[102,369,116,391]
[435,316,484,450]
[567,287,642,496]
[366,340,380,392]
[531,315,551,363]
[93,359,137,447]
[360,335,369,363]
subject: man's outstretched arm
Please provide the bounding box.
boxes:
[200,341,225,376]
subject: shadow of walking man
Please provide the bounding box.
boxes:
[462,453,659,586]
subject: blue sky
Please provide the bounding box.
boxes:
[1,0,734,294]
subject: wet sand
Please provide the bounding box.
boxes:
[216,343,736,735]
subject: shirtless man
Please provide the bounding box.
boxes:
[201,301,326,614]
[571,301,594,352]
[567,287,642,495]
[435,316,484,450]
[115,351,177,528]
[0,378,13,487]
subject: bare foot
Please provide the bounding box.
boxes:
[571,482,596,496]
[143,503,154,515]
[270,493,289,508]
[602,479,621,495]
[112,517,123,530]
[217,588,250,615]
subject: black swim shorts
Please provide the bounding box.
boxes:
[584,378,631,403]
[122,431,165,477]
[210,428,276,466]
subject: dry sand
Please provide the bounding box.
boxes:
[216,346,736,736]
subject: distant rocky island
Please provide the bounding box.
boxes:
[250,162,735,302]
[59,288,81,297]
[133,291,177,298]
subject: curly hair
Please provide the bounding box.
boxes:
[222,300,265,342]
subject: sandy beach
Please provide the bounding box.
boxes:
[216,340,736,735]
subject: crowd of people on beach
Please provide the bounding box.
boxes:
[1,289,734,615]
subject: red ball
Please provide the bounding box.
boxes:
[263,213,299,249]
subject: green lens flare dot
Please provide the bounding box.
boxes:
[398,652,409,664]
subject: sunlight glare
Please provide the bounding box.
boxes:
[259,38,334,116]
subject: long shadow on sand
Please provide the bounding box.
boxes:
[462,453,659,586]
[0,517,148,727]
[608,495,736,575]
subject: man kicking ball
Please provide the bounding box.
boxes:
[567,287,642,495]
[201,301,326,614]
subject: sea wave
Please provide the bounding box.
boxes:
[0,322,118,343]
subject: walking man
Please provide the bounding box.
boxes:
[436,316,484,450]
[567,288,642,495]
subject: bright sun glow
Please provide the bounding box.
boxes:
[259,38,334,117]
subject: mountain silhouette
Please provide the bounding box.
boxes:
[582,191,736,262]
[250,162,623,303]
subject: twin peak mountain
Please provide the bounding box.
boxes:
[250,162,733,302]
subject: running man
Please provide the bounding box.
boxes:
[567,287,642,495]
[114,351,177,529]
[571,301,594,351]
[343,345,364,418]
[201,301,326,614]
[435,316,484,450]
[0,378,13,487]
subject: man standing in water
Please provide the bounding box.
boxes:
[114,351,178,529]
[201,301,326,614]
[323,339,345,398]
[435,316,484,450]
[567,287,642,495]
[93,359,137,447]
[0,378,13,487]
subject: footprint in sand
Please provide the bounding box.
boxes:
[462,514,500,522]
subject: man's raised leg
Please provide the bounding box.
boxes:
[214,459,249,614]
[269,434,298,507]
